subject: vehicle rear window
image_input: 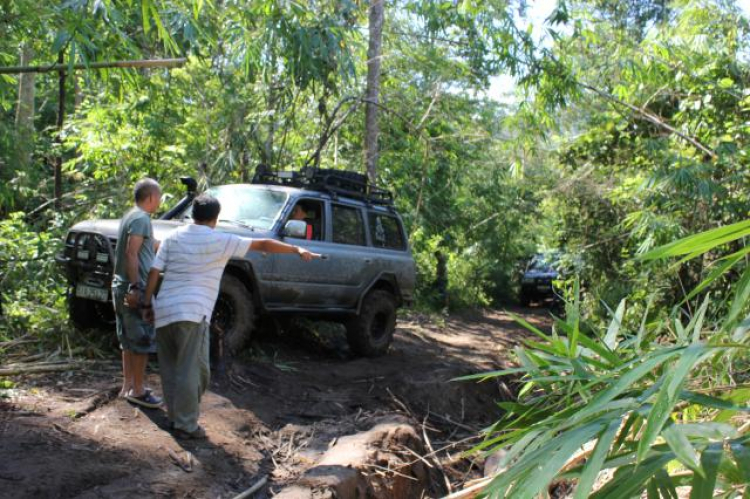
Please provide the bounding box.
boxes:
[332,205,366,246]
[368,213,405,250]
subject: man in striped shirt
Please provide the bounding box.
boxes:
[142,194,319,439]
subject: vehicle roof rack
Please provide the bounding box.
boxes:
[251,165,394,206]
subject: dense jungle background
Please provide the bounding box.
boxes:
[3,0,750,497]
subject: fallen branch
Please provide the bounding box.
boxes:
[7,352,47,363]
[0,363,82,376]
[73,388,119,419]
[579,81,718,160]
[399,443,434,469]
[422,412,452,494]
[430,412,480,433]
[232,475,268,499]
[0,336,36,349]
[0,57,187,75]
[386,387,413,416]
[363,463,418,481]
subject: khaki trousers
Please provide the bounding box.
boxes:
[156,320,210,433]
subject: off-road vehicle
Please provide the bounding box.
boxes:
[519,253,560,306]
[56,167,416,357]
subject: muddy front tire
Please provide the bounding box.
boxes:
[519,291,531,307]
[346,290,397,357]
[211,274,256,357]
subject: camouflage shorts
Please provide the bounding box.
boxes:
[113,287,156,354]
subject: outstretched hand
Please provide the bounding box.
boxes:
[298,248,322,261]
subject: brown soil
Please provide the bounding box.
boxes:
[0,306,551,499]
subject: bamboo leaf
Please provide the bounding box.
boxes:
[689,442,723,499]
[636,296,654,355]
[604,299,626,350]
[724,264,750,329]
[614,411,642,452]
[574,349,681,426]
[730,441,750,482]
[590,453,674,499]
[568,278,581,355]
[573,418,621,499]
[503,422,605,499]
[52,30,70,54]
[141,0,151,35]
[637,345,707,463]
[641,220,750,260]
[662,424,702,475]
[577,333,621,367]
[681,390,750,412]
[677,422,739,440]
[453,367,527,381]
[654,468,679,499]
[683,250,746,303]
[675,318,687,344]
[687,295,710,344]
[508,311,554,343]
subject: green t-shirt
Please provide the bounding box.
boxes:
[113,207,155,289]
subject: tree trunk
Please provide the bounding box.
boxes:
[14,45,35,171]
[364,0,384,184]
[54,51,66,210]
[74,74,84,109]
[264,81,278,167]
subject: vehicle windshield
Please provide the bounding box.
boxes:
[185,185,288,230]
[528,256,558,273]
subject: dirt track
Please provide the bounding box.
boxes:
[0,306,551,499]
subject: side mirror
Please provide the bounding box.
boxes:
[283,220,307,239]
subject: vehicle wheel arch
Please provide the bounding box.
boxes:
[356,272,402,314]
[224,260,264,311]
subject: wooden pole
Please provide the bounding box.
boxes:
[14,45,35,171]
[0,57,187,75]
[54,51,65,210]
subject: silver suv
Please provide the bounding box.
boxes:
[56,168,416,357]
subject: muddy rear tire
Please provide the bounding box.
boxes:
[211,274,255,356]
[346,290,397,357]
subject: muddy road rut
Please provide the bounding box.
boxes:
[0,307,551,499]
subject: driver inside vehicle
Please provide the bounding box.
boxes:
[289,202,321,240]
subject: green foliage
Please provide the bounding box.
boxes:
[528,0,750,326]
[466,292,750,497]
[0,212,69,338]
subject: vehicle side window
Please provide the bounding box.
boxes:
[332,205,366,246]
[368,213,405,250]
[286,199,325,241]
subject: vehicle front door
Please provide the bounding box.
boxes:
[264,198,344,309]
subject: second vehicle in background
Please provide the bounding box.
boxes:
[519,253,560,306]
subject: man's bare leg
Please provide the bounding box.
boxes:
[119,350,133,397]
[130,352,149,397]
